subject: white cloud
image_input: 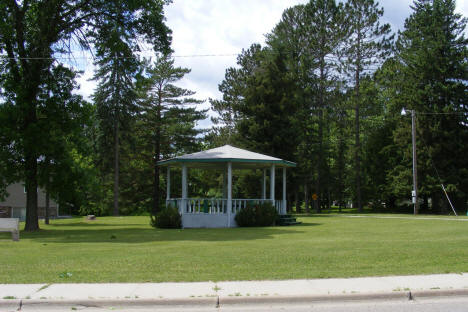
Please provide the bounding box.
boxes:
[165,0,309,102]
[74,0,468,114]
[456,0,468,35]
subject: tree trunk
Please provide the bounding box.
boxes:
[304,183,310,214]
[316,113,323,213]
[422,195,428,214]
[315,51,326,214]
[338,127,344,213]
[44,157,50,225]
[113,109,119,216]
[313,190,319,212]
[153,135,160,216]
[24,95,39,232]
[152,90,162,217]
[24,151,39,232]
[45,188,50,225]
[295,190,300,213]
[354,30,363,213]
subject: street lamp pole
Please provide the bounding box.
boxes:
[411,110,419,215]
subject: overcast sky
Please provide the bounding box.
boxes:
[77,0,468,128]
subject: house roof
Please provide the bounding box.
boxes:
[157,145,296,169]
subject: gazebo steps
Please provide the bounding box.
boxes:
[277,215,302,226]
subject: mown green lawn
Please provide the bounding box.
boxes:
[1,214,467,283]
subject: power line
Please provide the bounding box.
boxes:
[401,111,468,116]
[174,53,238,58]
[417,112,468,116]
[0,53,240,61]
[1,39,465,61]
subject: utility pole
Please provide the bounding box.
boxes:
[411,110,419,215]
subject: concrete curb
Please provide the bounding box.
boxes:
[411,288,468,298]
[0,299,20,310]
[0,297,218,309]
[219,288,468,305]
[1,288,468,309]
[219,292,408,305]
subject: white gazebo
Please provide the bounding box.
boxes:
[157,145,296,228]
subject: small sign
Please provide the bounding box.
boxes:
[312,193,318,201]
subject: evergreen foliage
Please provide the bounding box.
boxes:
[342,0,393,212]
[151,206,182,229]
[92,18,141,216]
[211,0,467,215]
[138,55,206,219]
[391,0,468,213]
[235,202,278,227]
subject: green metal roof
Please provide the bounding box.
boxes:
[157,145,296,168]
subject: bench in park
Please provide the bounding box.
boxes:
[0,218,19,241]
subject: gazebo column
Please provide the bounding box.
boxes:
[223,171,227,198]
[270,164,275,207]
[181,164,188,214]
[166,166,171,201]
[227,162,232,227]
[262,168,266,200]
[282,167,287,215]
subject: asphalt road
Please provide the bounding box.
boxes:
[12,296,468,312]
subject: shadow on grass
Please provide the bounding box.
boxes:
[48,221,145,227]
[18,223,321,244]
[295,214,337,218]
[295,223,322,227]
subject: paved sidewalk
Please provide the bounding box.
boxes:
[1,273,467,309]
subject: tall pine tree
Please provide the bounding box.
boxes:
[343,0,393,212]
[392,0,468,213]
[139,55,206,219]
[92,21,140,216]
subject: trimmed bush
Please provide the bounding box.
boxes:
[235,202,278,227]
[151,206,182,229]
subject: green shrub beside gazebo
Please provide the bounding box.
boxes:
[157,145,296,228]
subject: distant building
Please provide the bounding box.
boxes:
[0,183,59,220]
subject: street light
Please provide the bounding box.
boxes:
[401,108,419,215]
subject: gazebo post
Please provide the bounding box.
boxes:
[282,167,287,215]
[262,168,266,200]
[270,164,275,207]
[182,164,187,214]
[166,166,171,201]
[223,171,227,198]
[227,162,232,227]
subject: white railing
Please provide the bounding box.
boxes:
[275,200,283,214]
[166,198,284,215]
[186,198,226,214]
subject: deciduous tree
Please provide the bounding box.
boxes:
[0,0,171,230]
